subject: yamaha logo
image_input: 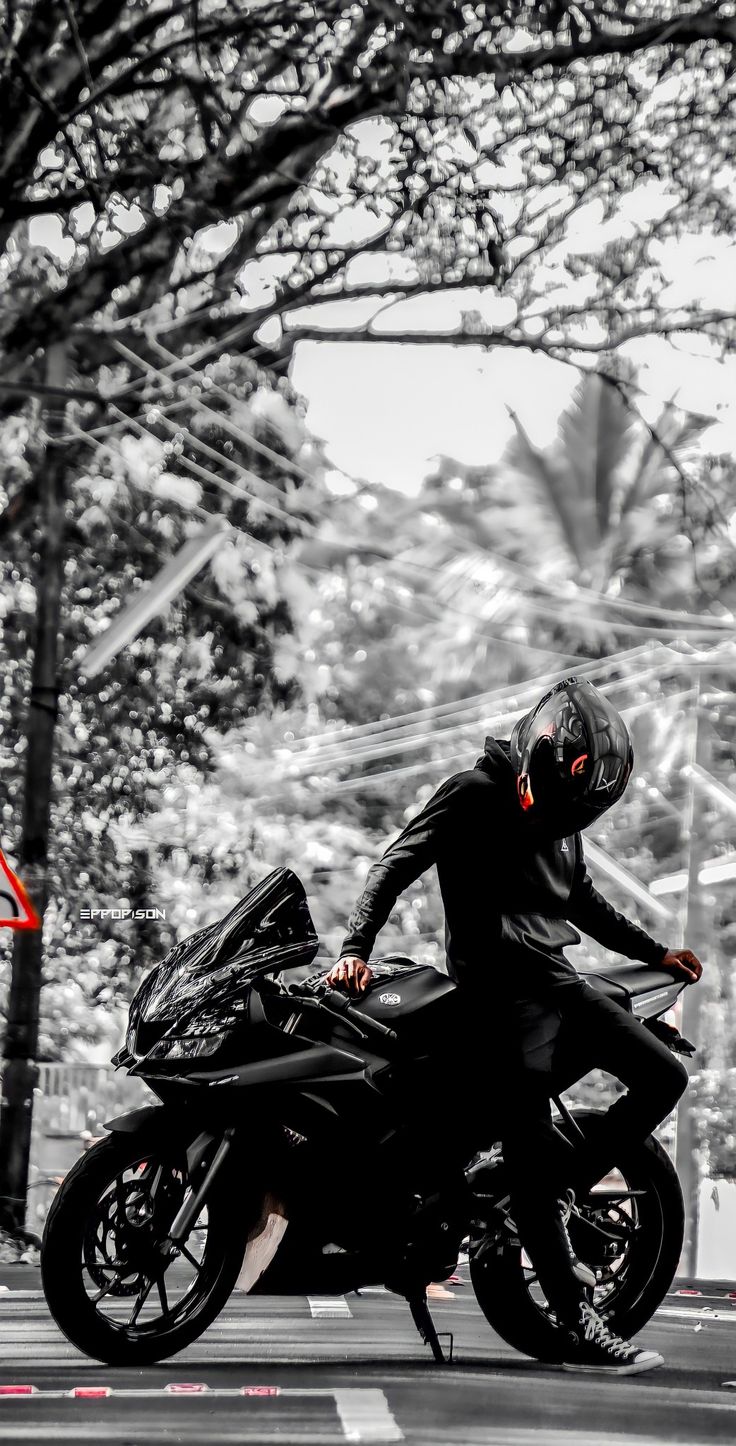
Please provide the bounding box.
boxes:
[379,992,401,1006]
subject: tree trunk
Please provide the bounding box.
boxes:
[0,342,67,1235]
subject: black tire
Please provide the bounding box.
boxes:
[470,1112,684,1362]
[42,1130,255,1366]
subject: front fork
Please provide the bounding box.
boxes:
[161,1128,234,1257]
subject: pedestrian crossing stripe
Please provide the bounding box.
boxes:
[308,1296,353,1318]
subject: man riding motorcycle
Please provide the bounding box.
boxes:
[326,678,702,1374]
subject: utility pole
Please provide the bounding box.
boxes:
[0,342,68,1235]
[675,675,710,1278]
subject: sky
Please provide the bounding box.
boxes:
[285,258,736,497]
[292,336,579,494]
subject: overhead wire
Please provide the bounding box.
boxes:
[56,341,736,753]
[284,666,725,778]
[260,665,670,775]
[110,336,736,642]
[109,407,734,652]
[109,340,319,507]
[67,420,225,529]
[230,664,692,783]
[361,575,583,666]
[60,335,736,662]
[106,403,310,530]
[76,435,645,696]
[390,545,736,644]
[144,336,318,484]
[430,538,736,634]
[237,672,696,784]
[270,686,699,800]
[261,644,662,752]
[66,459,718,774]
[71,406,594,660]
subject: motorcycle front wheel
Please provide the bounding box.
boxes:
[470,1111,684,1362]
[42,1130,256,1365]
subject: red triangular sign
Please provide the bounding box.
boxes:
[0,849,41,930]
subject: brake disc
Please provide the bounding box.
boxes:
[85,1166,185,1297]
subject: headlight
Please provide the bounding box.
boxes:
[147,1033,227,1061]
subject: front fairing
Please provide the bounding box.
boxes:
[126,867,318,1054]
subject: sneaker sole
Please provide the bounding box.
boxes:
[560,1354,664,1376]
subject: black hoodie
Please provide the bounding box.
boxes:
[339,737,667,1001]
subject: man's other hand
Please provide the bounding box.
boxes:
[661,948,703,985]
[325,956,373,995]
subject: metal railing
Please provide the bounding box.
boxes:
[25,1063,152,1232]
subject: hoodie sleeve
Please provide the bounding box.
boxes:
[338,774,477,963]
[566,844,668,966]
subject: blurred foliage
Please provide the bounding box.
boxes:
[0,354,329,1056]
[410,370,736,658]
[1,1,736,1185]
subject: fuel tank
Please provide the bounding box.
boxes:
[353,956,462,1047]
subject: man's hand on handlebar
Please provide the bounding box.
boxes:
[325,956,373,995]
[661,948,703,985]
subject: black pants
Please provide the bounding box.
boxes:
[498,982,689,1319]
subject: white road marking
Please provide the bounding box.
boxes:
[0,1385,402,1442]
[658,1305,736,1323]
[308,1296,352,1319]
[332,1389,403,1443]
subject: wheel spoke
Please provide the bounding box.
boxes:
[128,1277,154,1326]
[179,1244,203,1274]
[92,1275,120,1305]
[157,1276,169,1316]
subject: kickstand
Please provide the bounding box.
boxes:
[407,1293,453,1365]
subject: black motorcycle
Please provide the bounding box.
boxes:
[42,867,691,1366]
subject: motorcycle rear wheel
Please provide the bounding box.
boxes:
[42,1130,256,1366]
[470,1113,684,1362]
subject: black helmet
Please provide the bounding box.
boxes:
[509,677,633,837]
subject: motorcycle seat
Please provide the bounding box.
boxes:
[581,961,679,1003]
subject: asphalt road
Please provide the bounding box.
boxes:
[2,1267,736,1445]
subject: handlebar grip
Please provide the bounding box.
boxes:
[343,1002,398,1043]
[320,991,398,1044]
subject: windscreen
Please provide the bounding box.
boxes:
[130,867,319,1027]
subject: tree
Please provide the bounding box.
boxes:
[1,2,736,415]
[403,372,735,651]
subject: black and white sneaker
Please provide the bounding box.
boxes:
[561,1300,664,1375]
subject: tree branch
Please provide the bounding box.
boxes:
[429,9,736,83]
